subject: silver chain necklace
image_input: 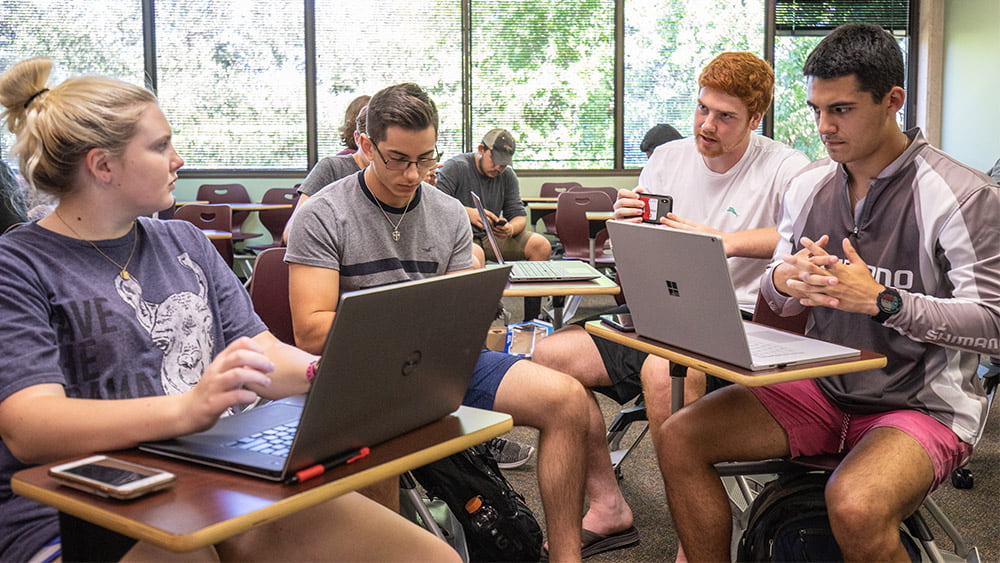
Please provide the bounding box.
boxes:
[373,195,414,242]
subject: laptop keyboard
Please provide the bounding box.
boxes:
[226,420,298,458]
[511,261,562,279]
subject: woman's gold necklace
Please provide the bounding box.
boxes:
[54,210,139,280]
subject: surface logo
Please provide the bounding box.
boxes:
[665,280,680,297]
[727,206,739,217]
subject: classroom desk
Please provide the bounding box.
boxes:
[200,229,233,240]
[504,274,620,329]
[525,200,557,231]
[585,320,886,411]
[174,200,209,206]
[12,406,512,554]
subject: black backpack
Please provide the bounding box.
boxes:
[412,443,543,562]
[736,470,920,562]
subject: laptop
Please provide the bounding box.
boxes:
[606,220,860,371]
[140,267,511,481]
[470,191,600,282]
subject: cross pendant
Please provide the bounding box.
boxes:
[392,230,400,241]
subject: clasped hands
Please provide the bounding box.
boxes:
[776,235,882,316]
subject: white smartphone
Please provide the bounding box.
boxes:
[49,455,176,500]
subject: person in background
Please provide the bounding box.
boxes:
[437,128,552,321]
[531,52,810,523]
[659,23,1000,560]
[286,82,643,561]
[988,156,1000,183]
[335,94,370,155]
[0,57,458,563]
[0,160,27,232]
[282,105,372,243]
[639,123,683,157]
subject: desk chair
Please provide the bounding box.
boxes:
[607,293,809,478]
[174,204,235,269]
[196,183,262,243]
[537,181,581,240]
[554,191,615,269]
[247,247,294,345]
[248,187,299,251]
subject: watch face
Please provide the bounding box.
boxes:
[878,289,902,314]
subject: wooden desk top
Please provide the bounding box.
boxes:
[13,406,511,552]
[521,196,558,203]
[585,321,886,386]
[502,272,620,298]
[226,203,294,212]
[526,201,557,211]
[200,229,233,240]
[586,211,614,221]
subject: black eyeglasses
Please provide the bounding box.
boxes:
[371,142,439,172]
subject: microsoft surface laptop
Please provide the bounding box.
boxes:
[606,220,859,371]
[140,267,511,481]
[470,191,600,282]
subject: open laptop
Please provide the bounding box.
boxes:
[470,191,600,282]
[140,267,511,481]
[606,220,859,371]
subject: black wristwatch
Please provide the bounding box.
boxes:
[872,287,902,323]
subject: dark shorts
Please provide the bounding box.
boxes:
[464,350,520,409]
[750,378,973,491]
[584,305,733,404]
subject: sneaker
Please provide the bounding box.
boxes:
[488,437,536,469]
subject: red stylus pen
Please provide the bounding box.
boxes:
[286,447,370,485]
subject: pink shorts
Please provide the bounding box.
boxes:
[749,378,972,491]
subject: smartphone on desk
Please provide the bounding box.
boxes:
[49,455,176,500]
[600,313,635,332]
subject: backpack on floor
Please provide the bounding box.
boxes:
[411,443,543,562]
[736,470,920,562]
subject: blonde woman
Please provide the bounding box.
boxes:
[0,58,458,563]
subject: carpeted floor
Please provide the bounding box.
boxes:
[495,293,1000,562]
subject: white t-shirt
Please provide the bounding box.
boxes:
[637,133,810,308]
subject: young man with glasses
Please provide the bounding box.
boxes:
[286,82,639,562]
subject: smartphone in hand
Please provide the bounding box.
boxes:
[49,455,176,500]
[638,193,673,223]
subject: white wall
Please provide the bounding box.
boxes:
[941,0,1000,171]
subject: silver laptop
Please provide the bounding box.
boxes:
[470,191,600,282]
[606,221,859,371]
[140,267,510,481]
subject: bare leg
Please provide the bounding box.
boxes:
[524,232,553,261]
[493,360,588,562]
[657,385,789,561]
[531,327,635,535]
[215,491,459,562]
[826,427,935,562]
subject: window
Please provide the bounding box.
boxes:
[1,0,915,174]
[314,0,463,160]
[471,1,615,169]
[155,0,307,170]
[0,0,144,160]
[623,0,765,168]
[769,0,915,160]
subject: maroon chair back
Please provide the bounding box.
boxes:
[196,183,253,235]
[570,186,619,204]
[538,182,582,235]
[554,191,615,265]
[248,247,294,344]
[249,188,299,250]
[751,291,809,335]
[174,204,234,267]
